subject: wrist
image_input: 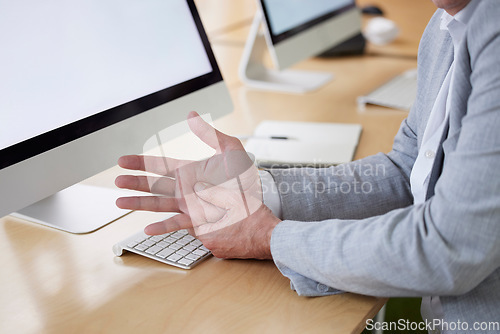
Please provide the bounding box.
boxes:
[254,205,281,259]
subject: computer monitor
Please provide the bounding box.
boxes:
[239,0,361,93]
[0,0,232,233]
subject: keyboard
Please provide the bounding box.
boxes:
[113,229,212,269]
[357,68,417,111]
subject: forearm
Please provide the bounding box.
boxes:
[271,199,500,298]
[267,152,414,221]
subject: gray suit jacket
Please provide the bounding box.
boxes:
[269,1,500,330]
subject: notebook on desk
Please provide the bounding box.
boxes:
[244,120,362,168]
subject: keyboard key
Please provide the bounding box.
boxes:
[146,245,163,255]
[169,244,182,250]
[164,237,176,244]
[126,241,138,248]
[142,240,155,247]
[167,254,183,262]
[156,248,176,259]
[134,236,147,243]
[176,249,189,257]
[157,241,170,248]
[183,245,196,252]
[191,240,202,247]
[178,258,194,266]
[185,253,201,261]
[134,244,148,251]
[176,238,190,246]
[171,231,184,239]
[193,249,208,256]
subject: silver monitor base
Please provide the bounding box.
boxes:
[239,13,333,94]
[12,183,130,234]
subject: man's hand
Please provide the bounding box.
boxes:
[192,182,281,259]
[115,111,281,259]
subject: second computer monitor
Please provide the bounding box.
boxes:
[240,0,361,93]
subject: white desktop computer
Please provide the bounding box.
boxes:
[0,0,232,233]
[239,0,361,93]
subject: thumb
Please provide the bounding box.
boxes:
[193,182,246,236]
[187,111,242,153]
[194,181,238,209]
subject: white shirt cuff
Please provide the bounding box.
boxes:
[258,170,282,219]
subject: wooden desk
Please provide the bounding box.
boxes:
[0,2,436,333]
[1,210,385,334]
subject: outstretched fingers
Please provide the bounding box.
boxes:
[115,175,175,196]
[144,213,193,235]
[118,155,193,177]
[187,111,243,153]
[116,196,181,212]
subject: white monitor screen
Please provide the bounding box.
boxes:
[0,0,213,152]
[261,0,354,42]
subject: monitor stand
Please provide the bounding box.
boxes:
[12,183,130,234]
[239,13,333,94]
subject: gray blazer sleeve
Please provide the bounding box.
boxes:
[268,2,500,298]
